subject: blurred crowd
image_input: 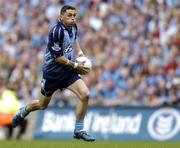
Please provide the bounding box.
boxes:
[0,0,180,109]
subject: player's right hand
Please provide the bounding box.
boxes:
[75,62,90,75]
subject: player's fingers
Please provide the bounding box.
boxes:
[80,61,86,66]
[78,69,88,75]
[76,66,90,75]
[78,62,85,67]
[76,69,85,74]
[83,67,90,70]
[83,69,89,74]
[82,67,90,73]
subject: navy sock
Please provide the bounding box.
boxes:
[74,120,84,133]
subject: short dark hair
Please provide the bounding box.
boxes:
[60,5,76,14]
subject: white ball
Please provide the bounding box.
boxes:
[76,56,92,69]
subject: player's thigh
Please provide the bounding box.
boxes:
[40,78,56,107]
[38,90,52,108]
[67,79,89,99]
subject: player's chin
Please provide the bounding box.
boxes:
[66,24,73,28]
[68,22,75,27]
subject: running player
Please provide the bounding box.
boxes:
[12,5,95,142]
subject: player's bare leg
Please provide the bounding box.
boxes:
[68,79,95,141]
[12,94,52,128]
[26,95,51,112]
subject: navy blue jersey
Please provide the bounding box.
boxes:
[41,20,80,96]
[42,20,78,80]
[45,20,77,64]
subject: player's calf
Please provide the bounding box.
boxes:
[26,99,48,112]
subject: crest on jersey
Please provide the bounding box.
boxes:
[52,43,61,51]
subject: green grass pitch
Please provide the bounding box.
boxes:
[0,140,180,148]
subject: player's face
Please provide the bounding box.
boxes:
[61,9,77,28]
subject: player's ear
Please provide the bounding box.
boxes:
[60,14,63,21]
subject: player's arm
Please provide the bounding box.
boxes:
[49,27,77,68]
[74,24,84,57]
[75,39,84,57]
[54,56,78,68]
[55,56,89,75]
[49,27,88,74]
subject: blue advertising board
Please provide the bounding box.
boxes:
[34,107,180,141]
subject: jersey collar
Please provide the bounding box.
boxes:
[57,19,74,32]
[57,19,66,29]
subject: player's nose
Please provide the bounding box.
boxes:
[71,19,75,23]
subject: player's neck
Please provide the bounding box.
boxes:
[64,24,72,30]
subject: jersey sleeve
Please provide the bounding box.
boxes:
[48,26,63,58]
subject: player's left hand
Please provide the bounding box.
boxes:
[75,62,90,75]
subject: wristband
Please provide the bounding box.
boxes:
[73,62,78,69]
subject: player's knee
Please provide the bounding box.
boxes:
[39,106,48,110]
[39,104,48,110]
[79,90,90,101]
